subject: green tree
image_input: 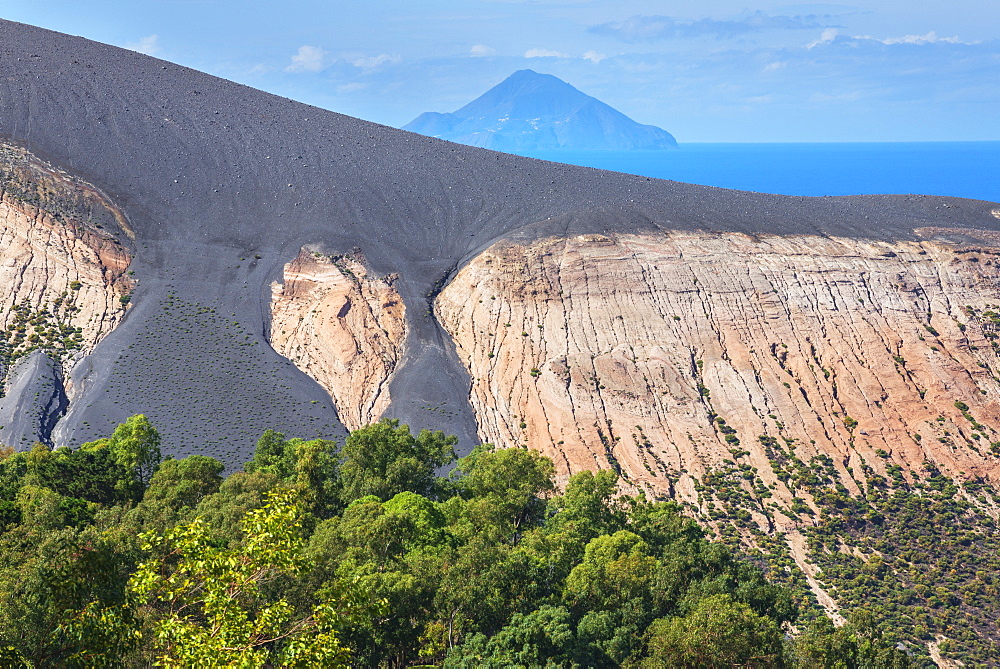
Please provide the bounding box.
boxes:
[339,419,456,503]
[563,531,662,664]
[300,492,451,666]
[630,500,795,624]
[96,415,162,499]
[0,522,130,666]
[792,610,911,668]
[103,487,350,667]
[0,645,31,668]
[15,483,83,531]
[290,437,340,517]
[433,537,536,649]
[520,470,627,592]
[563,531,659,613]
[448,444,555,545]
[245,429,294,479]
[193,469,281,547]
[639,593,786,668]
[126,455,224,532]
[0,445,27,503]
[445,604,584,668]
[246,431,340,517]
[29,446,127,506]
[547,470,624,539]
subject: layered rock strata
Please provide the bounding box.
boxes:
[0,142,132,365]
[0,144,133,446]
[436,230,1000,503]
[0,190,131,359]
[270,249,406,429]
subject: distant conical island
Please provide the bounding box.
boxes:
[402,69,677,151]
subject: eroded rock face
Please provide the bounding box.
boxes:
[270,249,406,430]
[0,191,131,360]
[436,230,1000,502]
[0,143,133,446]
[0,143,132,373]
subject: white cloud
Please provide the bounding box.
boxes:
[773,3,865,17]
[880,31,966,45]
[351,53,402,69]
[286,45,327,73]
[808,28,975,49]
[125,34,160,56]
[582,50,607,63]
[807,27,838,48]
[591,12,832,42]
[470,44,496,57]
[525,48,569,58]
[763,61,788,72]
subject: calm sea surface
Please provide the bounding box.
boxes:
[518,142,1000,203]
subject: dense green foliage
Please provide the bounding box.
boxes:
[0,417,913,667]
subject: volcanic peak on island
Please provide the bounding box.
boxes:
[403,69,679,151]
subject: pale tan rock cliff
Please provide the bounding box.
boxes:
[270,250,406,429]
[436,230,1000,506]
[0,187,131,369]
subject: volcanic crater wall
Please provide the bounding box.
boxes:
[436,230,1000,502]
[3,16,1000,474]
[5,20,1000,661]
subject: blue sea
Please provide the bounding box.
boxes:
[518,142,1000,203]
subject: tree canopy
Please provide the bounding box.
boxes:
[0,414,913,667]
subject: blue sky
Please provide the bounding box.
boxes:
[1,1,998,142]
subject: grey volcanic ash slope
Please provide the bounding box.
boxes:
[2,17,1000,485]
